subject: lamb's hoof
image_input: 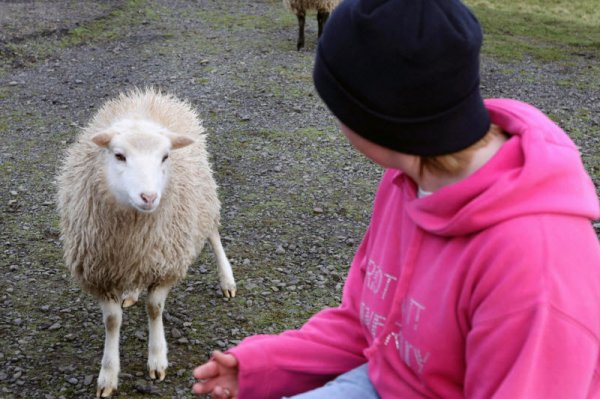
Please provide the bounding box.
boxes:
[219,275,237,298]
[122,298,137,308]
[121,289,140,308]
[96,386,115,398]
[96,367,118,397]
[149,368,166,381]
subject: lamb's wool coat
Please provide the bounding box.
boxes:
[283,0,339,13]
[57,89,220,301]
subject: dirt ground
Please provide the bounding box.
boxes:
[0,1,598,398]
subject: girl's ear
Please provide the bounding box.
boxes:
[169,134,195,150]
[91,131,116,148]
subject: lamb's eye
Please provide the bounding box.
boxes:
[115,153,126,162]
[162,154,169,163]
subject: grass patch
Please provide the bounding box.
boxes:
[60,0,158,47]
[0,0,161,67]
[465,0,600,62]
[193,6,295,32]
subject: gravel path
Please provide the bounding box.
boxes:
[1,1,598,398]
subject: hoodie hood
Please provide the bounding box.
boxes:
[404,98,600,236]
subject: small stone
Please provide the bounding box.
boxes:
[84,375,94,386]
[177,337,189,344]
[48,322,62,330]
[313,207,324,213]
[67,377,78,385]
[275,245,285,254]
[134,380,159,395]
[171,328,182,338]
[215,340,227,348]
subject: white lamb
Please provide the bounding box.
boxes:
[56,88,236,397]
[283,0,340,50]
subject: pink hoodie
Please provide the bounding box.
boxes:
[229,99,600,398]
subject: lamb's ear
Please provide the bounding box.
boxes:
[91,131,116,148]
[170,135,195,150]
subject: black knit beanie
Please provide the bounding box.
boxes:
[313,0,490,156]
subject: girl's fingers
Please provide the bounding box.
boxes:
[212,351,239,368]
[192,381,214,395]
[192,380,217,397]
[192,352,238,397]
[213,385,233,399]
[193,360,218,380]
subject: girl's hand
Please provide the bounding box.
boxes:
[192,351,239,398]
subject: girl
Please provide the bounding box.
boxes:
[193,0,600,398]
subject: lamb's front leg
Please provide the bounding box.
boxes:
[146,285,170,381]
[296,11,306,51]
[208,230,236,298]
[96,300,122,397]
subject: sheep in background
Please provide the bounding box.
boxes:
[284,0,340,50]
[56,88,236,397]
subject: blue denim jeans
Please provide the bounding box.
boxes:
[283,364,381,399]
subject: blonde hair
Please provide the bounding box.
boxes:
[420,124,504,177]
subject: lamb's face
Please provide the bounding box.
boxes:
[92,119,193,213]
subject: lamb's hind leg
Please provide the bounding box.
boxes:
[147,285,170,381]
[208,230,236,298]
[121,287,141,308]
[317,10,330,38]
[96,300,122,397]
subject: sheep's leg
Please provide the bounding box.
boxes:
[296,11,306,50]
[96,300,122,398]
[317,11,330,38]
[208,230,237,298]
[147,285,170,381]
